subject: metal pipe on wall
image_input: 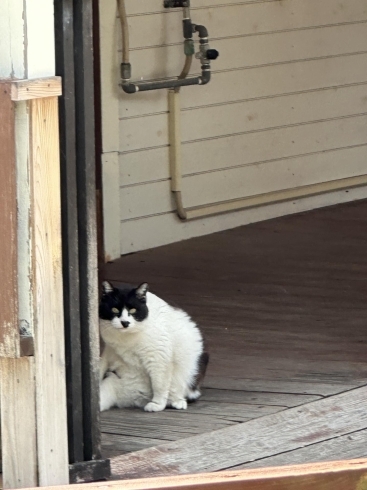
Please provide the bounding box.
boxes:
[116,0,217,93]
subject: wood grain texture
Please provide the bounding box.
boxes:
[30,96,69,485]
[110,386,367,479]
[15,101,34,340]
[0,81,20,358]
[10,77,62,101]
[102,409,236,442]
[18,459,367,490]
[240,429,367,469]
[54,0,84,464]
[200,389,321,407]
[0,357,37,488]
[102,200,367,471]
[73,0,102,461]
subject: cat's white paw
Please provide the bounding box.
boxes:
[171,399,187,410]
[144,401,166,412]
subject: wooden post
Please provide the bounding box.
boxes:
[0,77,69,489]
[54,0,110,480]
[0,358,37,488]
[54,0,85,465]
[0,82,20,359]
[30,93,69,486]
[73,0,102,464]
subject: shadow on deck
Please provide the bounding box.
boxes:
[100,200,367,480]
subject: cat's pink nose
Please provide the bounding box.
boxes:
[121,320,130,328]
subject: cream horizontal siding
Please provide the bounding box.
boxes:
[118,187,367,253]
[120,83,367,151]
[99,0,367,257]
[119,52,367,119]
[125,2,367,50]
[120,145,367,220]
[120,22,367,85]
[124,0,367,21]
[120,115,367,186]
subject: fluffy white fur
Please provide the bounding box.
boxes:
[100,288,205,412]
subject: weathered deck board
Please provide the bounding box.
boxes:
[238,429,367,469]
[101,409,236,441]
[110,386,367,479]
[102,434,166,458]
[101,200,367,473]
[200,389,321,407]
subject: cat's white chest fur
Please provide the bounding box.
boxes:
[99,284,208,412]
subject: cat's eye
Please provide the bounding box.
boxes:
[129,308,136,314]
[112,307,119,314]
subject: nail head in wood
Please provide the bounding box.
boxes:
[10,77,62,101]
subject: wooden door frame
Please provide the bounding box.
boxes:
[54,0,110,482]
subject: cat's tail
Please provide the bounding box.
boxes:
[187,350,210,402]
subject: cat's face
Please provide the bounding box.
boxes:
[99,281,149,332]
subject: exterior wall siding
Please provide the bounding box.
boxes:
[100,0,367,257]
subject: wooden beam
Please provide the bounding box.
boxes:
[30,96,69,486]
[74,0,102,462]
[0,81,20,358]
[0,357,37,488]
[10,77,62,101]
[20,459,367,490]
[54,0,85,465]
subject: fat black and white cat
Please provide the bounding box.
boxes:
[99,281,209,412]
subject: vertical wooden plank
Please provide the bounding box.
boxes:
[0,357,37,488]
[73,0,102,461]
[54,0,85,465]
[101,152,120,261]
[30,96,69,485]
[98,0,119,154]
[15,101,34,339]
[98,0,120,260]
[0,82,20,358]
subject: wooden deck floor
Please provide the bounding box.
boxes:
[100,200,367,479]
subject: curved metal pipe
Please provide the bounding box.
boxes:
[178,55,193,80]
[116,0,129,64]
[173,191,187,220]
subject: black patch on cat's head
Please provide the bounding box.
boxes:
[99,281,149,323]
[99,281,124,320]
[135,283,148,302]
[124,283,149,322]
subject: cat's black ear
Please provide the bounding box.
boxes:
[136,282,148,301]
[102,281,114,296]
